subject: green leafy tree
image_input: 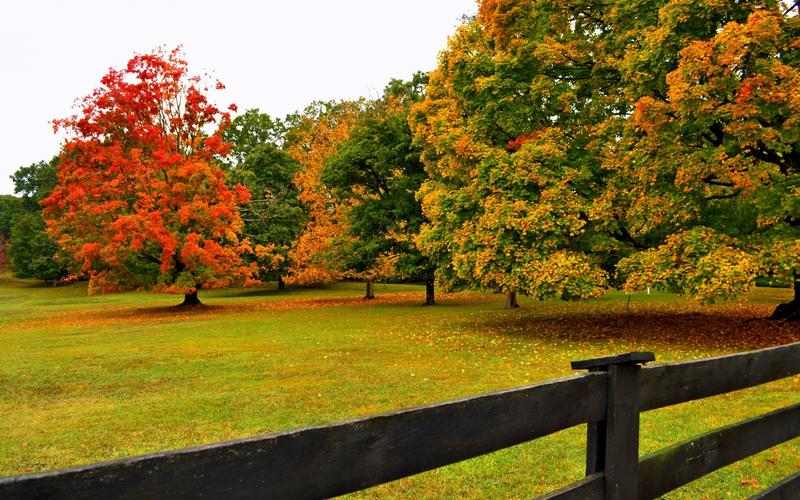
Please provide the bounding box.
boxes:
[228,141,307,288]
[8,212,67,282]
[5,157,67,281]
[12,157,59,210]
[0,195,23,240]
[0,195,23,270]
[323,74,436,304]
[223,109,308,288]
[223,108,287,166]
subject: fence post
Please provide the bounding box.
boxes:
[572,352,655,500]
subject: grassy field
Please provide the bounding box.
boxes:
[1,273,799,498]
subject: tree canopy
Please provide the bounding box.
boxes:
[322,73,436,302]
[222,108,287,166]
[284,100,363,286]
[410,0,800,315]
[6,157,67,282]
[612,7,800,308]
[42,47,257,304]
[224,110,307,287]
[410,1,621,301]
[0,195,23,241]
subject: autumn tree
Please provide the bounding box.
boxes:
[609,5,800,318]
[323,74,436,303]
[43,47,256,306]
[410,1,631,307]
[413,0,798,315]
[284,101,363,286]
[223,109,307,289]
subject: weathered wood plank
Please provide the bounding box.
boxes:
[640,342,800,411]
[571,351,655,371]
[572,351,653,483]
[585,420,606,475]
[752,472,800,500]
[0,373,606,500]
[539,473,604,500]
[603,364,642,499]
[638,403,800,499]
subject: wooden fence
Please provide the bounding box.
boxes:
[2,342,800,499]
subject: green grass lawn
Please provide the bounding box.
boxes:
[1,273,799,498]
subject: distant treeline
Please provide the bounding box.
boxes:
[2,1,799,319]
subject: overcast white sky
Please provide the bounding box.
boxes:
[0,0,476,195]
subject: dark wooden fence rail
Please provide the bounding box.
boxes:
[2,342,800,499]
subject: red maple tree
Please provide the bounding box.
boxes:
[43,47,257,306]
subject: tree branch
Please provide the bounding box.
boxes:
[701,174,735,187]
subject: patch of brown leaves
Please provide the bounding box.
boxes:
[491,303,799,352]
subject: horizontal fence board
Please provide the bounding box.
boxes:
[752,471,800,500]
[0,373,606,500]
[640,342,800,411]
[539,473,603,500]
[638,403,800,499]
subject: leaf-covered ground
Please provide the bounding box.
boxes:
[1,274,799,498]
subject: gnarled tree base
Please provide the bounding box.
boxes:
[771,273,800,322]
[180,290,202,307]
[770,301,800,322]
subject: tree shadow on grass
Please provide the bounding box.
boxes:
[93,292,439,321]
[12,292,493,333]
[485,308,799,352]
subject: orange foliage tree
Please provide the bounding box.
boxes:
[43,47,257,306]
[284,101,362,286]
[410,2,618,307]
[608,7,800,317]
[414,0,799,316]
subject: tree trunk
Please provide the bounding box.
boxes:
[277,275,286,290]
[505,290,520,309]
[424,279,435,306]
[364,279,375,300]
[796,273,799,303]
[770,271,800,321]
[181,289,201,307]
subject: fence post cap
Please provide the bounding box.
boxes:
[571,351,656,371]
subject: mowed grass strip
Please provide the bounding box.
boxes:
[1,274,799,498]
